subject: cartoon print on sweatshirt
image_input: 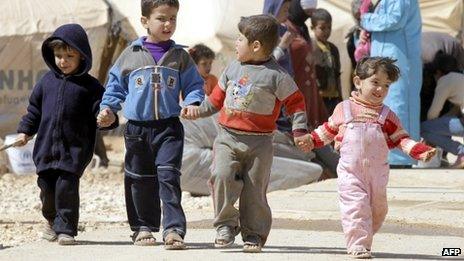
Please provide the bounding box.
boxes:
[229,75,254,110]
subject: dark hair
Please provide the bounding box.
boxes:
[238,14,279,56]
[432,51,460,75]
[47,39,72,51]
[188,44,215,64]
[141,0,179,17]
[311,8,332,26]
[355,56,400,82]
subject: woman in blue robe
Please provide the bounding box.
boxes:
[361,0,422,166]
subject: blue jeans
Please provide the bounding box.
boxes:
[421,116,464,155]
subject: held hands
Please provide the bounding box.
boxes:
[97,108,116,127]
[180,105,200,120]
[294,133,314,153]
[420,148,437,162]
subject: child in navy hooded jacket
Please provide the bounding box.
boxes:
[16,23,109,245]
[97,0,204,249]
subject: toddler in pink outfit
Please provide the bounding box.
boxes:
[301,57,436,258]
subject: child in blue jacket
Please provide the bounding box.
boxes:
[97,0,204,249]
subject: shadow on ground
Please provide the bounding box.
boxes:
[188,218,464,237]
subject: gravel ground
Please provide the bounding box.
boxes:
[0,136,212,247]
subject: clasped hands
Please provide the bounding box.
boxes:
[180,105,200,120]
[294,133,314,152]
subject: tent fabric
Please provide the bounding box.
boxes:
[0,0,122,136]
[0,0,109,37]
[180,116,322,195]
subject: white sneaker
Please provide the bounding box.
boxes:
[41,223,57,241]
[57,234,76,245]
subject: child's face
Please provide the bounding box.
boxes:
[312,20,331,43]
[141,4,178,43]
[53,47,82,75]
[235,33,254,62]
[196,58,213,78]
[275,1,291,23]
[354,70,392,104]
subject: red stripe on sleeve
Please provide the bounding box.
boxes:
[208,84,226,110]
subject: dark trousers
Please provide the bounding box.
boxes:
[124,118,186,239]
[94,130,109,167]
[37,169,80,236]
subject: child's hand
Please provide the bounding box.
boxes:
[294,134,314,152]
[181,105,200,120]
[279,31,296,49]
[421,148,437,162]
[97,108,116,127]
[14,133,30,147]
[359,30,370,44]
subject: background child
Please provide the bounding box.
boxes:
[97,0,204,249]
[16,24,108,245]
[188,44,218,96]
[182,14,309,253]
[303,57,436,258]
[311,8,342,114]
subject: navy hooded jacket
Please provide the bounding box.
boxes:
[17,24,105,175]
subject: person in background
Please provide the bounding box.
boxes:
[188,44,218,96]
[360,0,423,166]
[420,32,464,122]
[16,24,114,245]
[421,53,464,169]
[285,0,329,127]
[264,0,340,180]
[311,8,342,114]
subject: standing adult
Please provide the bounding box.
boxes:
[285,0,329,128]
[361,0,422,166]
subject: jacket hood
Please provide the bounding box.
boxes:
[263,0,286,17]
[42,23,92,76]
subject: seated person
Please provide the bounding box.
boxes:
[421,53,464,168]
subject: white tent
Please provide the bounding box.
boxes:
[0,0,112,135]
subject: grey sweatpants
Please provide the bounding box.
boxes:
[210,127,273,244]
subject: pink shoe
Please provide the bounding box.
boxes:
[451,154,464,169]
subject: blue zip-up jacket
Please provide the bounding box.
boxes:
[17,23,107,175]
[100,37,204,120]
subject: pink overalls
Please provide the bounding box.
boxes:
[337,100,390,252]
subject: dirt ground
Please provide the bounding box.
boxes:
[0,136,463,260]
